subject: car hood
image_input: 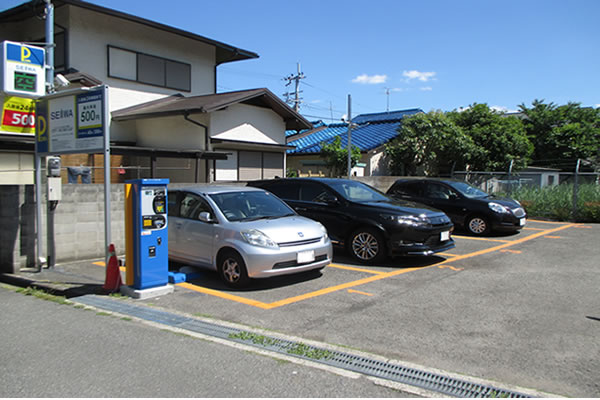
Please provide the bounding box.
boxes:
[236,216,325,243]
[359,199,447,217]
[480,196,521,208]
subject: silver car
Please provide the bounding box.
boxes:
[168,185,332,288]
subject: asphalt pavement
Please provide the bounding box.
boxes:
[0,284,414,398]
[2,220,599,397]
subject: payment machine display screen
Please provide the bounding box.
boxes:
[140,187,167,230]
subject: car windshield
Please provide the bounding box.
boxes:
[447,181,488,198]
[209,191,296,222]
[327,180,390,203]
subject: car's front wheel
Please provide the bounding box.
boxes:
[466,215,490,236]
[348,227,386,264]
[218,250,249,288]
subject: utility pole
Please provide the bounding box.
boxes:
[347,94,352,179]
[283,63,305,112]
[385,87,390,112]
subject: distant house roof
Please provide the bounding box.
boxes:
[0,0,258,65]
[112,88,313,131]
[288,109,423,154]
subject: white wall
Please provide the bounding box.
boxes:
[135,114,208,149]
[210,104,285,145]
[63,6,216,96]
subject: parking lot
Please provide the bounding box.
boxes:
[142,219,599,397]
[14,219,598,397]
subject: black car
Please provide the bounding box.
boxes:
[247,178,455,264]
[386,178,527,236]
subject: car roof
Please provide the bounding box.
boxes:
[253,177,357,185]
[394,177,464,185]
[174,185,265,195]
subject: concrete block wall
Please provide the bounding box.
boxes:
[0,183,127,273]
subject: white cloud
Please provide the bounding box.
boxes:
[420,86,433,91]
[352,74,387,84]
[490,105,518,113]
[403,70,436,82]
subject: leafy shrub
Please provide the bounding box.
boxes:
[503,184,600,222]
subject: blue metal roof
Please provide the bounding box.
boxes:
[288,109,423,154]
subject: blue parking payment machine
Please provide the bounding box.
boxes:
[127,179,169,290]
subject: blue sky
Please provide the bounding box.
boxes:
[2,0,599,122]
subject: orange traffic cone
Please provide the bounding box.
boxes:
[103,244,122,292]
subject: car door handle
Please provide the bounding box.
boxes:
[294,207,307,211]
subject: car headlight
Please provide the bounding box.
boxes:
[317,222,329,240]
[381,213,430,227]
[488,202,510,214]
[241,229,278,248]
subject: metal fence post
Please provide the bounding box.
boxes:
[572,159,580,221]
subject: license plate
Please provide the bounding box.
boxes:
[519,218,526,226]
[297,250,315,264]
[440,231,450,241]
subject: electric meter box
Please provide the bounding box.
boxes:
[127,179,169,290]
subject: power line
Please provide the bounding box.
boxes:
[283,63,305,112]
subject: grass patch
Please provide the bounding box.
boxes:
[228,331,333,360]
[15,287,71,305]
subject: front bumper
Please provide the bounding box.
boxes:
[240,236,333,279]
[489,209,527,232]
[387,225,455,256]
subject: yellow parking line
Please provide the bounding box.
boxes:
[348,289,374,296]
[93,261,126,272]
[327,263,386,275]
[452,235,513,243]
[265,267,422,309]
[177,282,272,309]
[528,219,570,224]
[544,235,562,239]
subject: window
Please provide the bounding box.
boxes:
[263,181,299,200]
[424,183,453,200]
[108,45,191,91]
[299,182,330,203]
[179,193,211,220]
[392,182,422,197]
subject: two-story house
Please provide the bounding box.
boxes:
[0,0,311,185]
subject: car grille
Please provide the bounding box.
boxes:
[278,237,322,247]
[273,254,329,269]
[428,215,451,226]
[512,207,526,218]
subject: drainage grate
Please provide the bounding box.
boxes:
[75,295,533,398]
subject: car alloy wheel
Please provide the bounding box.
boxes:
[218,251,249,288]
[467,216,489,236]
[349,228,385,264]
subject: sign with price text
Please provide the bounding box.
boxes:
[36,86,107,155]
[1,96,36,134]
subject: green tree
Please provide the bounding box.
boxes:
[385,111,477,176]
[519,100,600,166]
[447,103,532,171]
[320,136,361,177]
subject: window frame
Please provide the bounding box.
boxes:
[107,45,191,92]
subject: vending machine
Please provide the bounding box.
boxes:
[127,179,169,290]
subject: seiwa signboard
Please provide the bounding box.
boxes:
[1,41,46,98]
[36,86,107,155]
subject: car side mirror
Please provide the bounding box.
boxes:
[198,211,214,223]
[323,194,339,205]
